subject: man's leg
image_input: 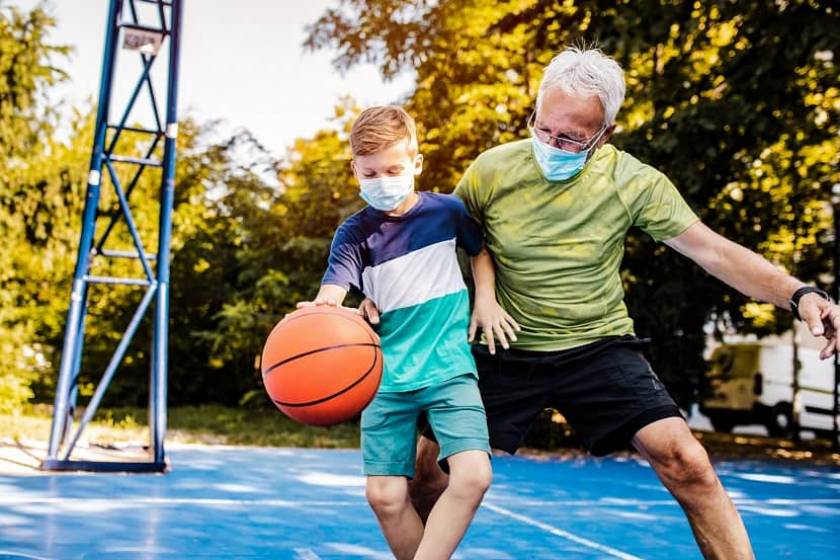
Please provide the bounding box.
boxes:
[632,417,754,559]
[366,475,424,560]
[414,450,492,560]
[408,435,448,523]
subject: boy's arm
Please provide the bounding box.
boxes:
[296,284,349,309]
[470,247,519,354]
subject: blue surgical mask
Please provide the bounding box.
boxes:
[531,132,591,181]
[359,174,414,211]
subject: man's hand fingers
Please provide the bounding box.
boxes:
[803,310,824,337]
[296,301,315,308]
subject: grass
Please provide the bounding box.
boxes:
[3,405,838,466]
[1,404,361,449]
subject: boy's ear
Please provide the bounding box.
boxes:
[413,153,424,176]
[350,159,359,179]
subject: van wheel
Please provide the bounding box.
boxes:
[765,404,794,438]
[709,414,735,433]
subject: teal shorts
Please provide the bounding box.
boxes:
[361,373,491,477]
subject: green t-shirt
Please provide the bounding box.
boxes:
[455,139,699,351]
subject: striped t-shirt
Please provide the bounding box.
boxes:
[322,191,483,392]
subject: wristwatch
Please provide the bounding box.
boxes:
[789,286,831,321]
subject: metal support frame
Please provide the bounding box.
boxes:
[832,184,840,452]
[43,0,183,473]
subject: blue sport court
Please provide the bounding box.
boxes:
[1,446,838,559]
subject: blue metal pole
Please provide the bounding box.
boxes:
[63,286,158,459]
[47,0,123,459]
[151,0,183,464]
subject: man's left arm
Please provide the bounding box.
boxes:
[665,221,840,359]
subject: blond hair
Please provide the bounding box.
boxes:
[350,106,418,156]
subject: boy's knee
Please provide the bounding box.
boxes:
[448,455,492,499]
[366,478,409,516]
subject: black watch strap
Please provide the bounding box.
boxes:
[790,286,831,321]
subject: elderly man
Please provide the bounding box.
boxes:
[361,46,839,558]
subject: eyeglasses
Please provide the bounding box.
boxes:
[528,112,607,153]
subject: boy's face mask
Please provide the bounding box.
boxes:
[359,174,415,211]
[354,149,422,211]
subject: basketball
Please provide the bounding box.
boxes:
[261,306,383,426]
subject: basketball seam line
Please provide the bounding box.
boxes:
[262,342,381,377]
[271,346,381,408]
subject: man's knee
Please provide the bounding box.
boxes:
[366,477,409,517]
[654,439,718,490]
[414,436,446,481]
[408,437,448,523]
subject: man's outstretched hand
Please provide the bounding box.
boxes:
[797,293,840,360]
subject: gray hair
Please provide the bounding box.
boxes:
[536,46,626,125]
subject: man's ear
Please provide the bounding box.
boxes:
[599,125,616,147]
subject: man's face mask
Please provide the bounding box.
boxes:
[529,112,607,181]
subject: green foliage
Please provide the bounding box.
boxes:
[305,0,839,406]
[0,3,71,412]
[3,1,838,417]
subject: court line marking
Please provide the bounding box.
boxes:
[293,548,321,560]
[483,503,644,560]
[490,498,840,507]
[1,497,839,507]
[0,497,357,507]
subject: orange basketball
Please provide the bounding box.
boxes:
[261,306,382,426]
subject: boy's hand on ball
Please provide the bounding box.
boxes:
[296,298,338,308]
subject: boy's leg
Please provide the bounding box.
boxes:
[361,390,424,558]
[413,373,493,557]
[414,450,492,560]
[365,476,424,560]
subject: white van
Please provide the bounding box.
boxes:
[701,343,839,439]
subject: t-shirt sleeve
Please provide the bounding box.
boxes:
[453,159,486,224]
[632,172,700,242]
[451,196,483,256]
[321,225,363,291]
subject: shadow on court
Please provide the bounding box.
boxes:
[0,446,838,559]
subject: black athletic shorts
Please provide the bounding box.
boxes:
[423,336,683,457]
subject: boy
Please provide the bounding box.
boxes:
[298,106,515,559]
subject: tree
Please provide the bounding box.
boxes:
[305,0,840,406]
[0,3,70,411]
